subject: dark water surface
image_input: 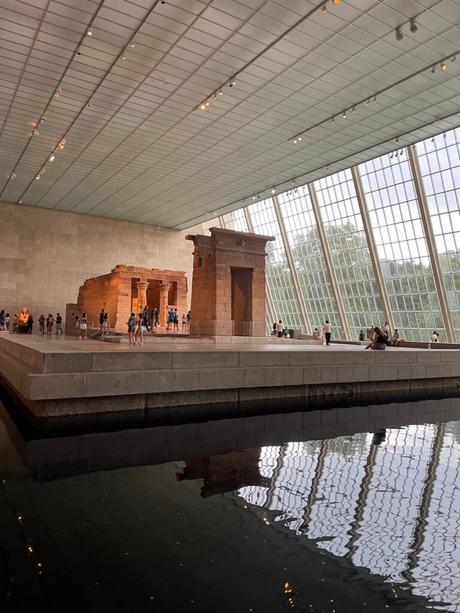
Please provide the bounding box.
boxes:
[1,397,460,612]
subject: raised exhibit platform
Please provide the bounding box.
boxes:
[0,334,460,427]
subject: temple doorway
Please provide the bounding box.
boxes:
[231,267,253,336]
[147,280,160,311]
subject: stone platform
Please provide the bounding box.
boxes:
[0,334,460,427]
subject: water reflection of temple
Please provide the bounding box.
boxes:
[237,423,460,611]
[177,449,270,497]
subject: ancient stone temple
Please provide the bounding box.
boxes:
[186,228,274,336]
[77,265,188,332]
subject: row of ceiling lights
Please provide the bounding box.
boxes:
[197,0,343,112]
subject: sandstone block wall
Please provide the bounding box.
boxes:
[0,201,211,326]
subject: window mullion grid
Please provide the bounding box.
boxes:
[308,183,351,340]
[243,206,277,327]
[272,195,311,334]
[408,145,455,343]
[351,165,396,333]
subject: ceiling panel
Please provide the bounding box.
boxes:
[1,0,460,228]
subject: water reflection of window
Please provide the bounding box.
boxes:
[248,199,302,329]
[278,187,344,338]
[416,129,460,341]
[236,422,460,608]
[359,153,444,341]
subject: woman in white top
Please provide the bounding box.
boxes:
[323,320,332,345]
[276,320,284,338]
[431,330,440,343]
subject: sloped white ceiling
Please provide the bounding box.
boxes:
[1,0,460,229]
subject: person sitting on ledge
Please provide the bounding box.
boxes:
[389,329,402,346]
[312,327,323,342]
[365,326,387,350]
[276,320,284,338]
[431,330,440,343]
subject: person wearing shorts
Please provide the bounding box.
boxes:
[79,313,88,339]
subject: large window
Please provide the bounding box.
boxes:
[278,186,344,338]
[248,199,302,329]
[359,152,444,342]
[314,170,384,339]
[221,209,248,232]
[416,129,460,341]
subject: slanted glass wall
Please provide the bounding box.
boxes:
[314,170,384,339]
[359,152,444,341]
[220,124,460,342]
[278,186,344,338]
[248,199,302,329]
[416,129,460,341]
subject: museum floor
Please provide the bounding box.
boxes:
[1,333,460,430]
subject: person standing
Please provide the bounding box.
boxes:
[382,321,391,344]
[135,312,145,346]
[46,313,54,335]
[99,307,105,331]
[323,320,332,345]
[27,313,34,334]
[79,313,88,339]
[276,320,284,338]
[0,310,6,332]
[181,313,187,332]
[173,308,179,332]
[127,312,136,347]
[431,330,440,343]
[55,312,63,335]
[359,329,365,341]
[5,313,10,331]
[101,312,110,336]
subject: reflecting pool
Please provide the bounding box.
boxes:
[1,397,460,612]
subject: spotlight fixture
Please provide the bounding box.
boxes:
[218,90,223,96]
[298,136,302,142]
[395,137,399,143]
[452,56,457,62]
[49,154,55,162]
[271,188,276,194]
[409,18,417,33]
[331,0,341,4]
[352,105,356,114]
[36,174,41,181]
[431,65,436,73]
[342,110,346,118]
[331,116,335,123]
[58,138,66,150]
[372,95,377,101]
[130,42,135,48]
[321,3,327,13]
[87,28,93,36]
[252,195,256,200]
[229,78,236,87]
[395,27,403,41]
[293,138,298,144]
[366,98,370,104]
[200,103,206,110]
[54,85,62,97]
[441,63,448,72]
[29,129,39,137]
[121,54,126,60]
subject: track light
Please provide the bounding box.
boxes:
[252,195,256,200]
[441,63,448,72]
[49,154,55,162]
[218,90,223,96]
[395,27,403,42]
[352,105,356,114]
[200,103,206,110]
[87,28,93,36]
[342,110,346,118]
[54,85,62,97]
[431,65,436,73]
[271,188,276,194]
[58,138,66,150]
[321,3,327,13]
[130,42,135,48]
[409,18,417,33]
[395,137,399,143]
[452,56,457,62]
[229,78,236,87]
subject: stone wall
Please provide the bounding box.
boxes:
[0,201,211,324]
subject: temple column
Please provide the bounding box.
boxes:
[135,280,149,312]
[159,281,171,329]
